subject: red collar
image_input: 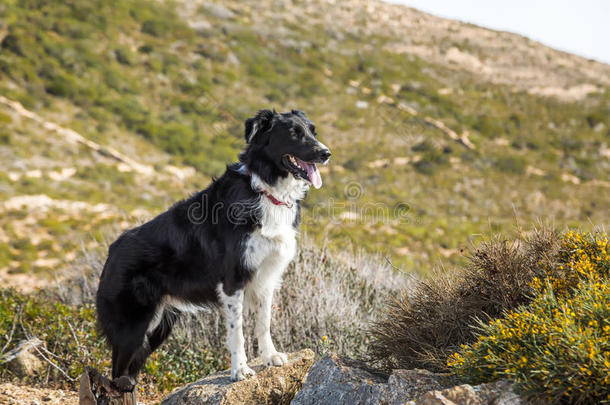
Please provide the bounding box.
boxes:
[239,165,292,208]
[261,189,291,207]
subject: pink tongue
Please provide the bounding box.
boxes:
[305,163,322,189]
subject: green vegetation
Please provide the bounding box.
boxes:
[0,287,225,396]
[370,230,610,404]
[449,232,610,404]
[0,289,107,384]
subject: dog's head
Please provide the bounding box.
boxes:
[241,109,331,189]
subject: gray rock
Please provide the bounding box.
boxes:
[1,338,44,377]
[385,369,451,403]
[475,379,524,405]
[408,379,524,405]
[203,3,234,20]
[162,349,314,405]
[291,353,450,405]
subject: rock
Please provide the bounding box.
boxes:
[1,338,44,377]
[409,379,524,405]
[188,20,212,33]
[291,353,451,405]
[290,354,387,405]
[162,349,315,405]
[385,369,451,404]
[475,380,524,405]
[203,3,234,19]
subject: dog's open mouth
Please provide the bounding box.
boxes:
[282,154,322,189]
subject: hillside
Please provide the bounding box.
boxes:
[0,0,609,284]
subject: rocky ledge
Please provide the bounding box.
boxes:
[161,349,315,405]
[160,350,525,405]
[294,353,524,405]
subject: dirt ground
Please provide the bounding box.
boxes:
[0,383,163,405]
[0,383,78,405]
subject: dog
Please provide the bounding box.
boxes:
[95,109,330,391]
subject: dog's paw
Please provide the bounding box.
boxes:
[263,351,288,367]
[231,364,256,382]
[112,376,136,392]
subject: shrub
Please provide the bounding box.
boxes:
[494,155,526,175]
[411,140,450,175]
[0,289,108,386]
[140,18,185,38]
[114,47,134,66]
[536,231,610,297]
[1,34,23,56]
[448,232,610,404]
[368,227,560,372]
[0,128,12,144]
[45,72,78,98]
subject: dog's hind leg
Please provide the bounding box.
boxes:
[217,284,254,382]
[127,311,177,379]
[111,344,139,392]
[111,321,149,392]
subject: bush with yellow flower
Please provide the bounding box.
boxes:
[448,232,610,404]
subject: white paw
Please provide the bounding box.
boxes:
[263,351,288,367]
[231,364,256,381]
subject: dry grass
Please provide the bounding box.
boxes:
[55,233,399,366]
[368,226,561,372]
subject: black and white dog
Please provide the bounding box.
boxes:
[96,109,330,391]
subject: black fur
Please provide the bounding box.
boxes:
[95,109,330,391]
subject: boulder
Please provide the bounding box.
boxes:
[291,353,451,405]
[161,349,315,405]
[1,338,44,377]
[408,379,524,405]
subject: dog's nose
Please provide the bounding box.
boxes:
[318,148,331,161]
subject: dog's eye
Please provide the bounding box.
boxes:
[293,126,305,138]
[309,125,316,136]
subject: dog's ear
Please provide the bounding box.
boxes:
[291,109,307,118]
[245,109,275,144]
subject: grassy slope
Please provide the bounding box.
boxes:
[0,0,608,277]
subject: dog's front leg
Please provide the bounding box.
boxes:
[255,286,288,367]
[218,286,255,381]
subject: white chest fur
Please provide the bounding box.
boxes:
[243,197,297,273]
[242,173,307,282]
